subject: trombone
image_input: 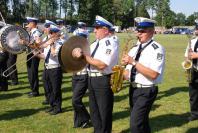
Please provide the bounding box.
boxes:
[2,32,61,77]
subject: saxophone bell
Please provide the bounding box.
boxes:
[182,60,192,83]
[182,60,192,70]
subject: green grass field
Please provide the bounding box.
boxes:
[0,33,198,133]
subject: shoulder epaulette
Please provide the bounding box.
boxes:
[152,43,159,50]
[105,40,111,46]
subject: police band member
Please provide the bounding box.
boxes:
[36,24,63,115]
[41,20,56,105]
[56,19,69,41]
[25,17,42,97]
[72,22,90,128]
[73,15,119,133]
[184,19,198,121]
[0,48,8,91]
[121,17,165,133]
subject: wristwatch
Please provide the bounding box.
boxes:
[132,61,137,66]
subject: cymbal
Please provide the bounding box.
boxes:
[58,36,90,73]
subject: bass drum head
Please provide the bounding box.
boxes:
[0,25,29,54]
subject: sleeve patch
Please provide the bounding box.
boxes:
[152,43,159,49]
[157,53,163,61]
[106,49,112,55]
[105,40,111,46]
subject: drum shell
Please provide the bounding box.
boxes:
[0,25,30,54]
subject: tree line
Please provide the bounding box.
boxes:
[0,0,198,28]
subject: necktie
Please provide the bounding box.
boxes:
[45,47,51,64]
[88,41,99,70]
[193,39,198,65]
[130,44,142,82]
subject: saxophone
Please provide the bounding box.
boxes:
[181,34,194,83]
[111,35,136,93]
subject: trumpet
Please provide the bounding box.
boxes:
[2,33,61,77]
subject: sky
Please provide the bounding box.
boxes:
[170,0,198,16]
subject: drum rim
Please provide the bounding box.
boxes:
[0,25,30,54]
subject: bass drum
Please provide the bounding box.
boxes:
[0,25,30,54]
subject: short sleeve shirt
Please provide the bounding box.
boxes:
[88,36,119,74]
[126,39,165,85]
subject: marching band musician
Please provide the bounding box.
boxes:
[25,17,42,97]
[121,17,165,133]
[56,19,69,41]
[41,20,56,105]
[35,24,63,115]
[0,47,8,91]
[72,22,90,128]
[73,15,119,133]
[184,20,198,121]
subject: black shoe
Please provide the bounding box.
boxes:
[49,109,62,115]
[188,116,198,121]
[42,100,49,105]
[81,121,91,128]
[28,92,39,97]
[45,107,54,113]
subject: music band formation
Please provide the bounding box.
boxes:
[0,15,198,133]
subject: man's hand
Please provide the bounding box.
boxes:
[121,54,134,65]
[189,52,198,59]
[72,48,83,59]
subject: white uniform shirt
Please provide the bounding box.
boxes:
[60,26,69,41]
[30,28,42,42]
[126,39,165,85]
[110,35,119,45]
[88,36,119,74]
[185,37,198,68]
[43,39,64,65]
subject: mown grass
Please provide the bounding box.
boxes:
[0,33,198,133]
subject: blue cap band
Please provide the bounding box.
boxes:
[50,28,60,32]
[94,20,111,28]
[137,22,154,28]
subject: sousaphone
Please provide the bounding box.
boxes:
[58,36,90,72]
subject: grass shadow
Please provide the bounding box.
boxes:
[186,127,198,133]
[113,109,130,122]
[151,113,189,132]
[0,108,45,121]
[157,86,188,101]
[0,93,23,100]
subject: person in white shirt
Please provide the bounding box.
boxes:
[121,17,165,133]
[73,15,119,133]
[36,24,63,115]
[56,19,69,41]
[184,19,198,122]
[72,21,91,128]
[41,20,56,105]
[25,17,42,97]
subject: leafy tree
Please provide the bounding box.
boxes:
[175,13,186,26]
